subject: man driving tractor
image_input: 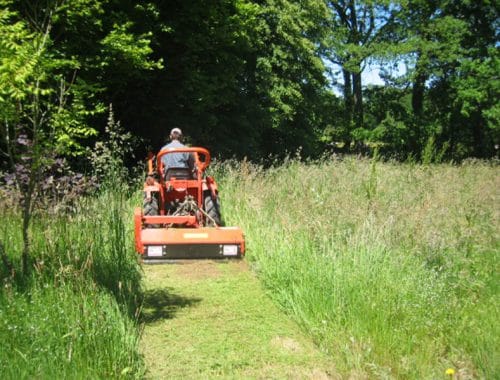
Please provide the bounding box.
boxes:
[135,134,245,261]
[161,128,194,175]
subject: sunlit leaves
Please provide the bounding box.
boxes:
[100,22,163,71]
[453,50,500,131]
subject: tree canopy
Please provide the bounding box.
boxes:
[1,0,498,163]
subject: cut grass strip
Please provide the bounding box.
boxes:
[140,261,339,379]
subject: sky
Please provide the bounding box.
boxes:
[363,66,385,86]
[326,61,407,95]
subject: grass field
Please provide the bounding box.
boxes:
[0,187,144,378]
[1,157,498,378]
[215,156,499,379]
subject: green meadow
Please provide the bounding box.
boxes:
[217,157,499,379]
[1,158,498,379]
[0,188,144,379]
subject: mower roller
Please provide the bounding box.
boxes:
[134,147,245,262]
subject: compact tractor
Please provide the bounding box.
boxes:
[134,147,245,262]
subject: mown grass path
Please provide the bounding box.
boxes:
[140,260,337,379]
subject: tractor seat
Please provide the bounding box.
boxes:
[164,167,193,180]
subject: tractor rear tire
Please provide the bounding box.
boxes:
[204,193,222,227]
[144,196,159,216]
[144,196,159,228]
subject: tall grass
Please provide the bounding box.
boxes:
[214,156,499,379]
[0,184,144,378]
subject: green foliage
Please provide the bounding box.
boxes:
[2,0,495,161]
[51,84,103,156]
[255,0,327,119]
[0,1,98,157]
[454,49,499,128]
[0,6,34,103]
[361,0,499,160]
[120,0,331,158]
[91,105,137,185]
[0,0,162,161]
[100,22,163,71]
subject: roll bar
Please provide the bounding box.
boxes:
[155,147,211,174]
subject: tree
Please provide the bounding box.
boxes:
[251,0,331,155]
[396,1,465,154]
[0,1,87,274]
[0,0,160,274]
[450,50,499,158]
[132,0,331,158]
[324,0,401,149]
[444,0,499,158]
[387,0,497,159]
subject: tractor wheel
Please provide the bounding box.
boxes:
[203,192,222,227]
[143,196,159,216]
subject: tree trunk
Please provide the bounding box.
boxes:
[352,69,363,129]
[412,72,426,117]
[343,68,353,121]
[342,68,354,150]
[472,113,485,158]
[21,194,32,276]
[412,53,428,154]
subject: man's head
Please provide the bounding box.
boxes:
[170,127,182,141]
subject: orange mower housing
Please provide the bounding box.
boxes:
[134,147,245,262]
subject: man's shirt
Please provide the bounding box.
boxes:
[161,140,192,170]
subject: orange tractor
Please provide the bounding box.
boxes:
[134,147,245,262]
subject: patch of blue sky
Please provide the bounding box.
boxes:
[324,60,407,95]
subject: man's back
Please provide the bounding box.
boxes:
[161,140,192,170]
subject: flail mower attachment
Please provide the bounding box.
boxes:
[134,147,245,262]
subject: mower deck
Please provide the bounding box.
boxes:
[135,222,245,262]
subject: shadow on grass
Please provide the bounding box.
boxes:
[141,287,202,323]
